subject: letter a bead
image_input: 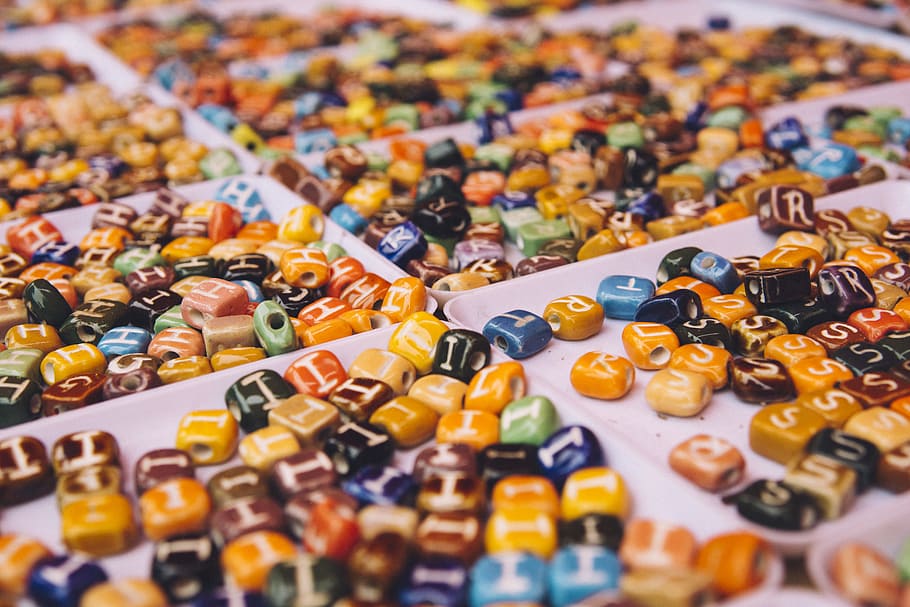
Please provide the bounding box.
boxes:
[570,352,635,400]
[645,368,713,417]
[483,309,552,359]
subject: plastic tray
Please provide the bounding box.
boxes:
[765,0,899,29]
[726,587,853,607]
[0,324,782,605]
[445,179,910,555]
[807,494,910,603]
[0,23,260,175]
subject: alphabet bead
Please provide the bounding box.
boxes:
[668,434,745,492]
[323,421,395,477]
[482,309,552,360]
[239,426,301,471]
[139,477,211,541]
[619,519,696,571]
[485,507,557,559]
[784,453,857,519]
[464,362,526,415]
[349,348,417,396]
[696,532,773,597]
[470,552,547,607]
[731,479,821,531]
[831,543,901,607]
[729,357,796,404]
[134,449,194,495]
[645,368,713,417]
[370,396,440,449]
[180,278,249,329]
[389,311,448,374]
[27,555,108,607]
[78,579,168,607]
[749,403,827,464]
[570,352,636,400]
[845,407,910,452]
[283,350,346,399]
[176,409,239,465]
[221,531,296,592]
[61,493,137,556]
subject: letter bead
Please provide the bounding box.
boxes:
[634,290,703,326]
[482,309,552,360]
[139,478,212,541]
[151,533,220,603]
[561,467,629,521]
[238,426,301,471]
[485,507,557,559]
[570,352,636,400]
[668,344,731,390]
[621,322,680,370]
[133,449,194,495]
[831,543,901,607]
[696,532,773,598]
[877,441,910,493]
[211,496,286,548]
[668,434,745,492]
[409,375,468,417]
[175,409,239,465]
[78,579,168,607]
[265,556,348,607]
[283,350,347,400]
[61,493,137,557]
[0,534,51,597]
[749,404,827,464]
[470,552,547,607]
[27,555,108,607]
[597,275,656,320]
[645,368,713,418]
[432,329,491,383]
[51,430,119,476]
[845,407,910,452]
[342,464,416,507]
[180,278,249,329]
[413,443,477,485]
[464,362,526,415]
[757,185,814,233]
[818,265,877,318]
[732,479,821,531]
[370,396,440,449]
[784,453,857,519]
[388,311,449,374]
[349,349,417,396]
[619,519,696,571]
[323,421,395,477]
[729,357,796,404]
[221,531,297,592]
[543,295,603,341]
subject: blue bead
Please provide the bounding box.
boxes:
[329,204,369,235]
[228,61,269,81]
[548,546,622,607]
[476,111,514,145]
[690,251,740,293]
[684,102,708,131]
[493,190,535,211]
[97,326,153,359]
[626,191,666,223]
[342,465,415,506]
[798,143,861,179]
[537,425,604,488]
[400,557,468,607]
[482,309,552,360]
[551,66,582,83]
[495,89,523,112]
[707,14,731,29]
[377,221,428,268]
[87,154,126,177]
[596,275,656,320]
[764,117,809,151]
[153,57,194,90]
[470,552,547,607]
[634,289,703,325]
[31,241,79,266]
[232,280,264,303]
[197,104,240,133]
[294,129,337,154]
[888,116,910,145]
[28,555,108,607]
[716,155,768,190]
[214,179,269,223]
[192,591,268,607]
[294,92,324,118]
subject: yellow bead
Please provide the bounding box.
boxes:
[702,201,749,227]
[157,356,212,384]
[542,295,604,340]
[561,467,629,520]
[538,128,574,155]
[79,579,168,607]
[348,348,417,395]
[208,238,260,260]
[41,344,105,385]
[176,409,239,465]
[759,245,824,278]
[776,231,829,259]
[183,200,216,218]
[161,237,214,263]
[61,494,136,557]
[408,375,468,416]
[749,403,827,464]
[239,425,301,470]
[576,229,624,261]
[702,294,756,329]
[645,215,703,241]
[668,344,731,390]
[485,508,557,559]
[5,323,63,353]
[343,179,390,218]
[370,396,440,449]
[535,184,584,220]
[506,164,551,192]
[387,311,448,375]
[339,309,393,333]
[170,275,209,297]
[432,272,490,292]
[844,407,910,453]
[84,283,131,305]
[278,204,325,244]
[139,478,211,542]
[210,347,268,371]
[645,368,714,417]
[795,389,863,428]
[764,334,827,366]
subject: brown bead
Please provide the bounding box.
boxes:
[877,441,910,493]
[840,371,910,408]
[729,357,796,404]
[814,208,853,236]
[206,465,270,509]
[416,512,483,564]
[329,377,394,422]
[406,260,450,287]
[211,496,286,548]
[270,448,336,500]
[416,471,485,515]
[125,266,175,294]
[0,435,54,505]
[731,315,788,357]
[464,223,505,243]
[348,532,410,602]
[806,321,866,354]
[51,430,120,475]
[264,156,311,192]
[285,488,358,539]
[134,448,194,495]
[41,372,106,416]
[463,259,513,284]
[413,443,477,484]
[514,254,569,277]
[757,185,814,234]
[325,146,368,182]
[56,464,122,510]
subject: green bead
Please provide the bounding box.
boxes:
[200,148,243,179]
[656,246,702,285]
[706,106,748,130]
[366,153,390,172]
[474,143,514,172]
[898,537,910,582]
[338,132,369,146]
[58,299,128,345]
[501,207,543,242]
[869,106,902,128]
[466,98,507,120]
[673,162,716,191]
[607,122,645,149]
[857,145,900,163]
[265,555,347,607]
[113,248,165,276]
[844,115,887,140]
[356,31,398,62]
[0,348,44,384]
[173,255,218,280]
[384,104,420,129]
[253,301,298,357]
[307,241,346,263]
[0,375,42,428]
[469,205,501,225]
[154,305,190,334]
[259,147,287,161]
[515,219,572,256]
[424,234,457,255]
[23,279,72,328]
[537,238,582,262]
[500,395,560,445]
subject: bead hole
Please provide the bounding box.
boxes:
[721,466,742,487]
[29,395,41,415]
[402,369,415,391]
[819,278,834,295]
[186,307,205,327]
[436,281,451,292]
[649,346,671,366]
[331,452,349,475]
[268,313,285,330]
[748,281,760,295]
[190,443,212,462]
[161,350,180,362]
[494,336,509,352]
[172,577,202,600]
[510,376,525,397]
[77,325,96,342]
[299,272,316,286]
[686,301,699,319]
[699,257,715,269]
[469,352,486,371]
[546,313,561,333]
[370,315,391,330]
[43,362,55,384]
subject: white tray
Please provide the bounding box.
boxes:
[765,0,899,29]
[445,179,910,555]
[807,497,910,603]
[0,324,782,604]
[0,23,260,175]
[726,587,853,607]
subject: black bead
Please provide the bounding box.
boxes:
[673,317,733,351]
[656,246,702,285]
[224,369,297,433]
[127,289,182,331]
[760,297,831,334]
[878,330,910,361]
[423,139,465,170]
[432,329,491,383]
[151,533,221,603]
[728,479,821,531]
[58,299,128,345]
[415,173,465,207]
[743,268,812,306]
[221,254,274,283]
[634,289,702,325]
[559,514,624,551]
[412,200,471,240]
[831,342,898,375]
[477,443,540,493]
[806,428,880,492]
[323,421,395,477]
[173,255,218,280]
[23,278,73,328]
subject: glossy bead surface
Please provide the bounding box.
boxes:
[621,322,679,370]
[619,519,696,571]
[238,426,301,471]
[668,434,745,492]
[432,329,490,383]
[221,531,296,592]
[570,352,636,400]
[732,479,821,531]
[464,362,526,415]
[139,477,212,541]
[27,555,108,607]
[176,409,239,465]
[749,403,827,464]
[61,493,136,556]
[482,309,552,360]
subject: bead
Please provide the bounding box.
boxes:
[570,352,635,400]
[413,443,477,486]
[0,435,54,505]
[203,315,257,356]
[323,421,395,477]
[128,288,182,331]
[6,323,63,353]
[210,347,267,371]
[78,579,167,607]
[619,519,696,571]
[284,350,347,399]
[831,543,900,607]
[379,277,427,322]
[464,362,526,415]
[621,322,679,370]
[176,409,239,465]
[878,441,910,493]
[157,355,212,384]
[470,553,547,607]
[221,531,296,592]
[61,493,136,556]
[756,185,814,233]
[134,448,194,495]
[729,357,796,404]
[499,395,560,446]
[40,343,106,385]
[0,535,51,597]
[0,348,44,383]
[370,396,439,449]
[302,495,361,560]
[27,556,108,607]
[635,290,702,326]
[849,307,909,342]
[732,479,821,531]
[378,222,428,268]
[239,426,301,471]
[783,453,857,519]
[400,557,467,607]
[731,314,789,357]
[268,393,341,447]
[297,297,350,326]
[432,329,491,383]
[0,375,42,426]
[845,407,910,452]
[644,368,713,417]
[139,478,212,541]
[343,464,416,507]
[561,467,629,521]
[596,275,656,321]
[818,265,877,318]
[806,428,879,493]
[764,334,827,367]
[265,556,347,607]
[23,278,72,328]
[673,317,733,350]
[491,475,560,519]
[808,321,867,354]
[749,403,827,464]
[668,434,745,492]
[181,278,249,328]
[841,371,910,408]
[485,507,557,559]
[211,496,285,548]
[207,465,269,510]
[695,532,772,598]
[541,295,603,341]
[388,312,448,374]
[789,356,854,395]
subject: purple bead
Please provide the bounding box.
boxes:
[818,264,877,318]
[764,117,809,151]
[493,190,535,211]
[342,464,416,506]
[538,426,604,488]
[28,555,108,607]
[626,192,666,224]
[454,240,505,270]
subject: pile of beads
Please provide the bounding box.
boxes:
[479,189,910,532]
[0,82,245,220]
[828,539,910,606]
[300,93,885,294]
[0,320,774,606]
[0,0,186,29]
[453,0,632,18]
[0,178,427,428]
[0,49,94,100]
[816,103,910,167]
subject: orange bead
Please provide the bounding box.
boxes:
[702,201,750,227]
[379,276,427,322]
[436,410,500,451]
[844,245,901,276]
[301,317,354,347]
[788,356,854,394]
[326,257,365,299]
[739,119,764,148]
[569,351,635,400]
[463,362,526,415]
[80,227,132,251]
[6,216,63,260]
[138,478,211,541]
[221,531,297,592]
[764,334,828,366]
[655,276,721,300]
[280,247,329,289]
[284,349,347,399]
[236,221,279,244]
[491,475,559,518]
[847,307,909,342]
[619,519,697,571]
[759,245,824,278]
[462,171,505,207]
[297,297,352,326]
[389,139,426,163]
[701,294,756,329]
[621,322,680,370]
[340,273,390,309]
[19,262,73,284]
[668,344,731,390]
[208,202,242,243]
[696,532,773,597]
[339,309,393,333]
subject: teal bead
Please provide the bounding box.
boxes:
[500,395,560,445]
[501,207,544,242]
[0,348,44,384]
[113,248,165,276]
[844,115,887,140]
[672,162,716,191]
[384,104,420,129]
[23,279,72,328]
[516,220,572,256]
[474,144,514,172]
[468,205,501,225]
[307,241,346,263]
[154,305,191,334]
[253,301,297,356]
[706,106,749,129]
[367,153,390,172]
[606,122,644,149]
[0,375,42,428]
[200,148,243,179]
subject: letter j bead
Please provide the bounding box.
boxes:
[482,310,552,359]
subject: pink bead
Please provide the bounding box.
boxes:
[180,278,250,329]
[148,327,206,360]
